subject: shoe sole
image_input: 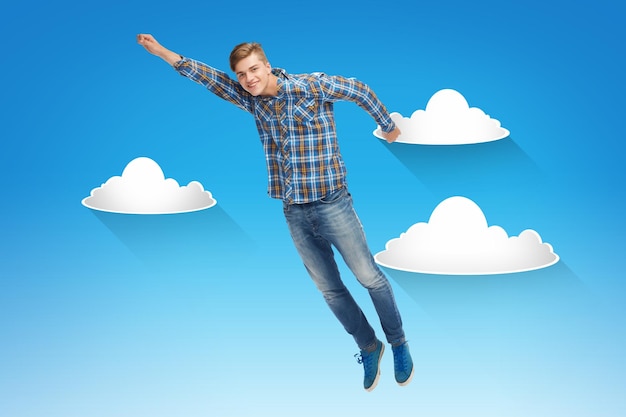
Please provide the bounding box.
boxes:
[365,343,385,392]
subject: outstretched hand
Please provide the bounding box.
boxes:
[137,34,163,55]
[382,126,401,143]
[137,34,181,65]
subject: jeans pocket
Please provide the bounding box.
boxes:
[319,187,347,204]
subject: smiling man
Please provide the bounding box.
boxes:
[137,34,413,391]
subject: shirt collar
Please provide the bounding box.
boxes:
[272,67,288,78]
[273,68,288,98]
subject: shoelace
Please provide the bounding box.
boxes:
[355,351,375,374]
[393,345,408,371]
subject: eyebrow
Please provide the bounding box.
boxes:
[236,64,259,77]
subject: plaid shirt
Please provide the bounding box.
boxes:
[174,58,396,204]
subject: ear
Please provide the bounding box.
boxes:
[265,61,272,73]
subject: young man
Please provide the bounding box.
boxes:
[137,34,413,391]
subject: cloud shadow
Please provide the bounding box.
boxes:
[386,261,590,331]
[90,206,254,270]
[380,137,545,201]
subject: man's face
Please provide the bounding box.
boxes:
[234,53,272,96]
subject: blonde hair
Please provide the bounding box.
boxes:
[229,42,268,71]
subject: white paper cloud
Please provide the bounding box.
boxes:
[374,89,510,145]
[82,157,217,214]
[374,196,558,275]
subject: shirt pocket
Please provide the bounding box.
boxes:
[292,98,318,124]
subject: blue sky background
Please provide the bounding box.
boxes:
[1,0,625,416]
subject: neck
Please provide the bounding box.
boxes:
[262,73,279,97]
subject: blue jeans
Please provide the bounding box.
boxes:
[283,187,406,350]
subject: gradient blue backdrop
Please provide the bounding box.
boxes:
[1,0,624,416]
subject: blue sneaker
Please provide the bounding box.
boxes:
[392,342,414,386]
[355,340,385,391]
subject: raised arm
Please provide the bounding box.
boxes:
[136,34,253,113]
[137,34,182,66]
